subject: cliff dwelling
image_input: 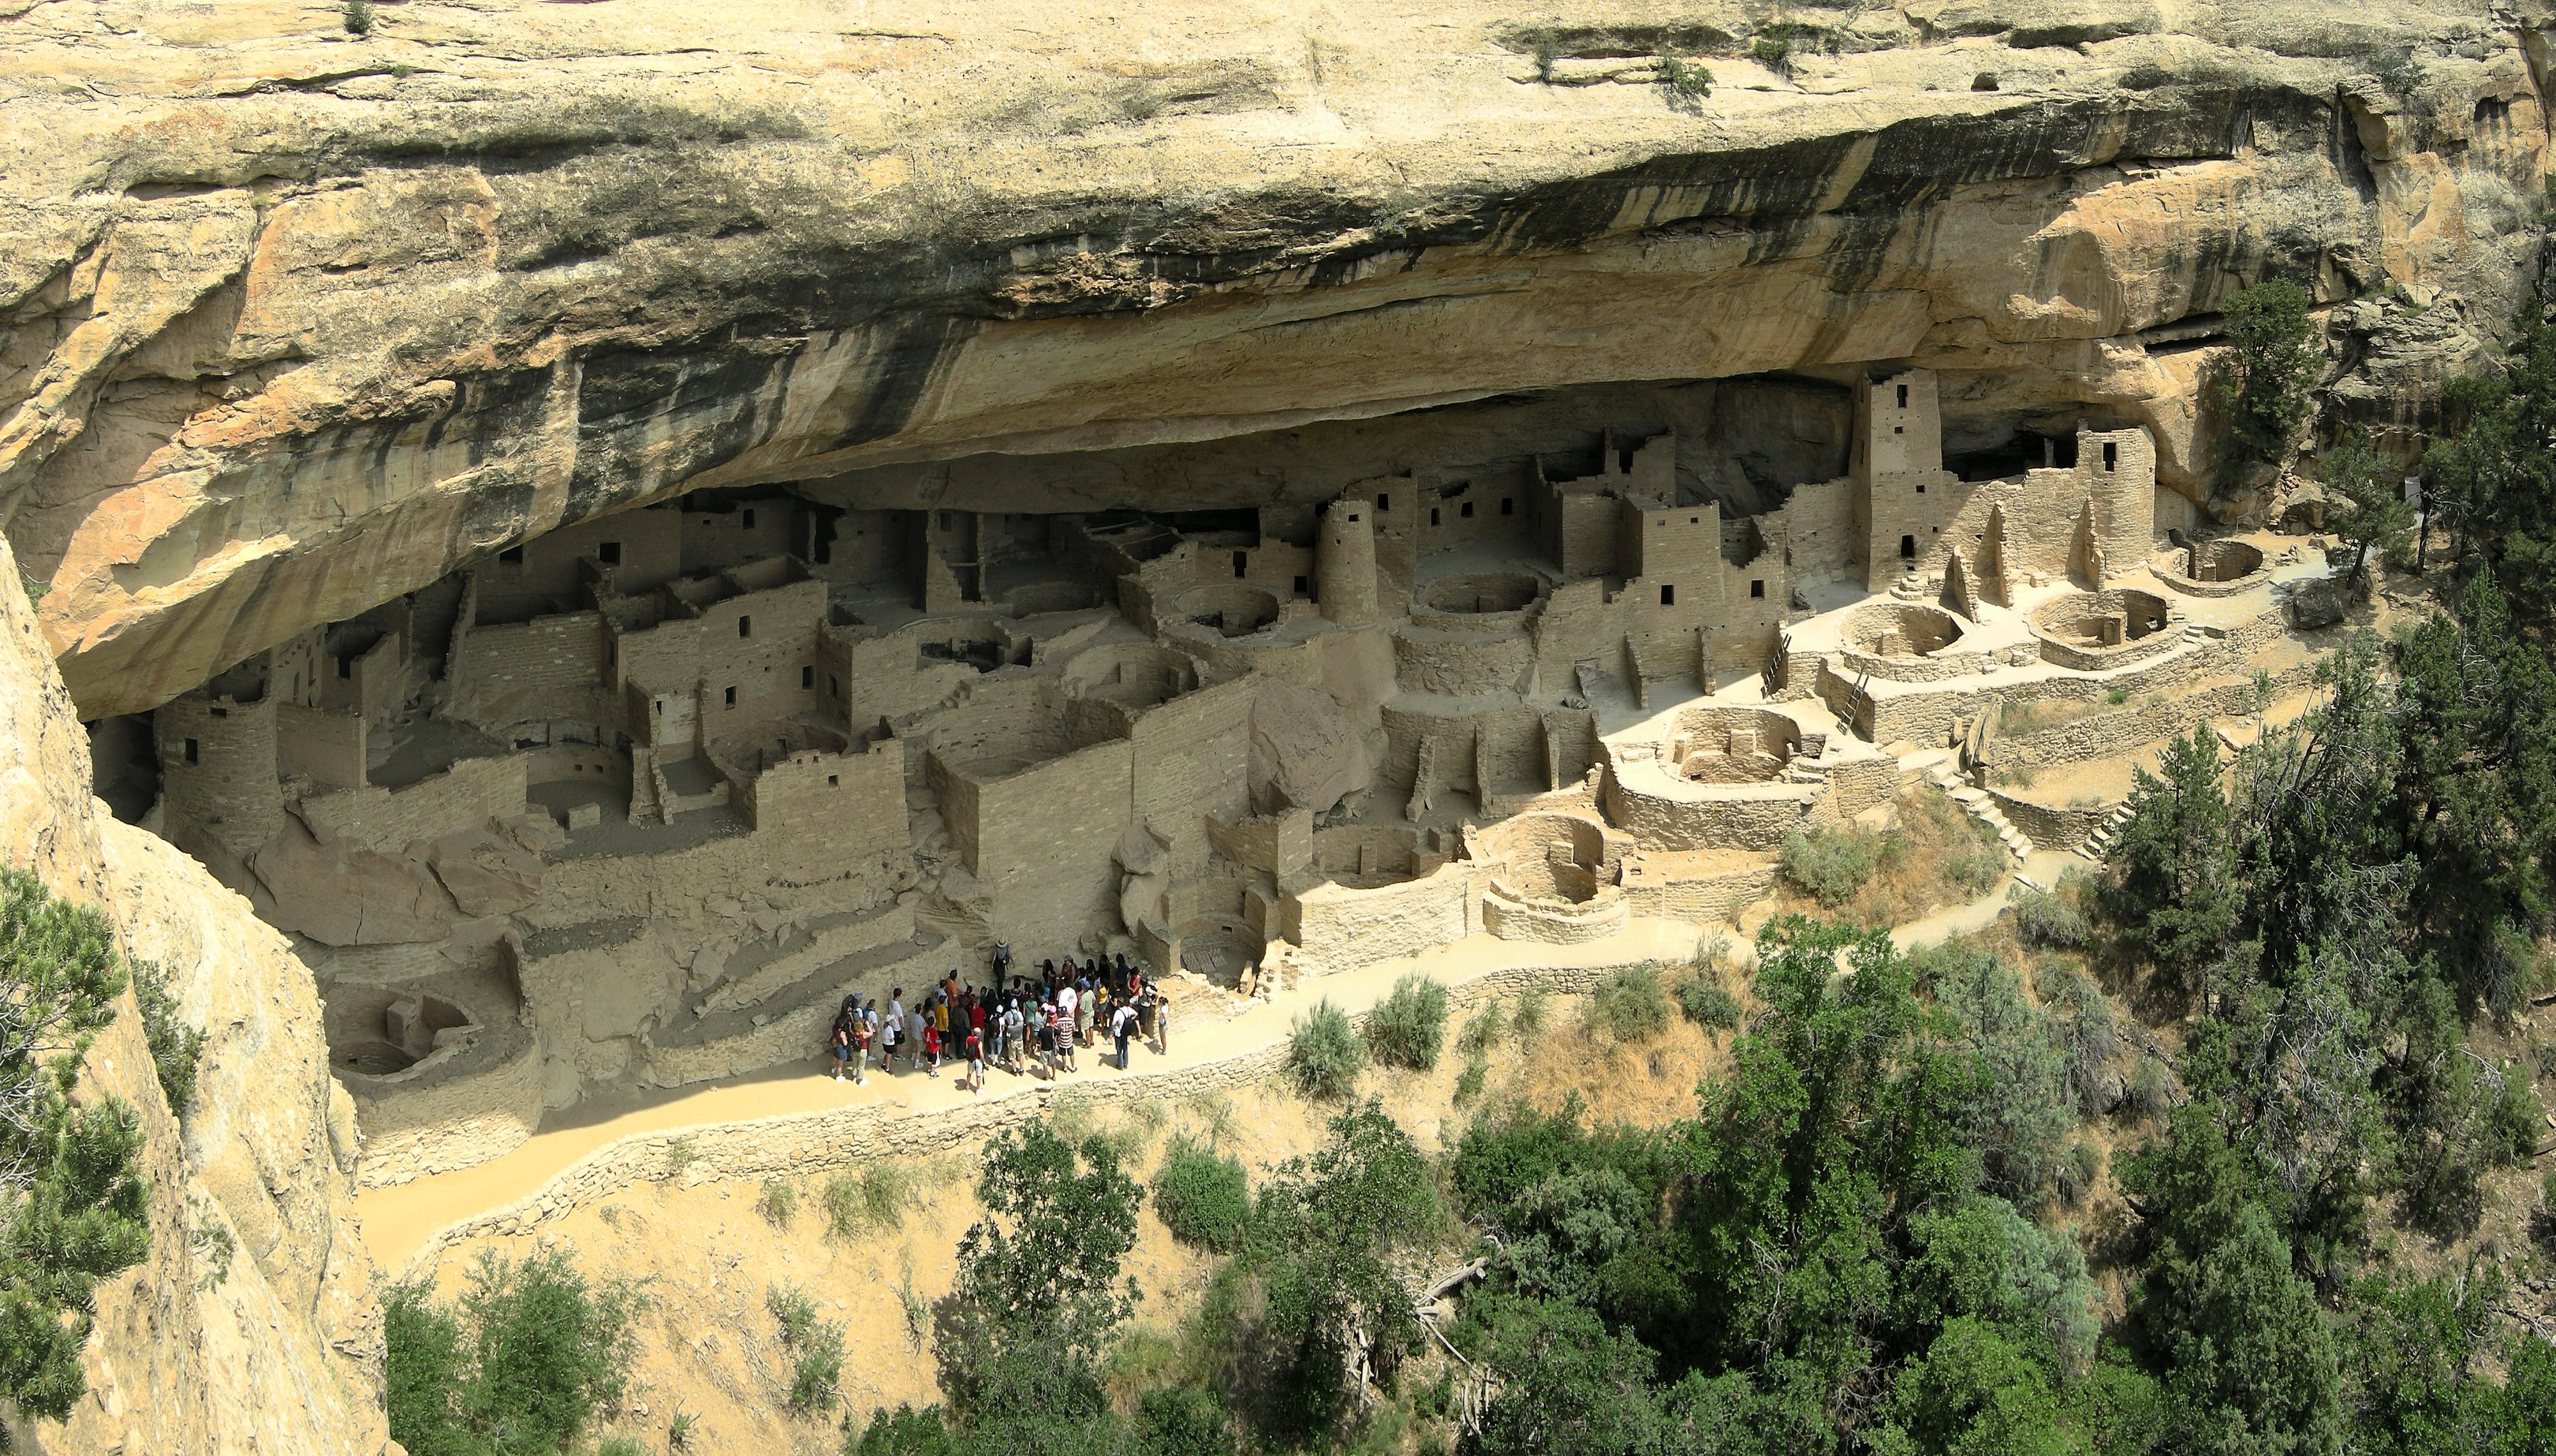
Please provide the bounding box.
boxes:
[71,366,2346,1186]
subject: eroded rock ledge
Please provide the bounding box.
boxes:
[1,0,2546,715]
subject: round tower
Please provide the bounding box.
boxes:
[1314,498,1380,628]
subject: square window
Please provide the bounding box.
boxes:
[1751,579,1766,599]
[183,738,199,765]
[599,540,621,565]
[1659,584,1675,606]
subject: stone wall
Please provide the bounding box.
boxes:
[1621,861,1778,922]
[155,692,282,855]
[1601,771,1815,852]
[275,702,366,792]
[960,739,1136,945]
[298,754,529,855]
[348,1027,545,1190]
[449,610,610,734]
[1281,861,1477,977]
[1987,790,2113,853]
[1130,674,1254,878]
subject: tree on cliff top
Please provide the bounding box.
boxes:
[2218,279,2321,470]
[0,867,148,1449]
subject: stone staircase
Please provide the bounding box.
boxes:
[1922,760,2033,864]
[2074,801,2137,864]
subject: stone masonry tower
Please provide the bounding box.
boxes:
[1315,496,1382,627]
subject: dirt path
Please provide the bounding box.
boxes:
[356,914,1705,1271]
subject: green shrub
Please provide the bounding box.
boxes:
[127,958,205,1121]
[822,1163,922,1241]
[2010,885,2091,948]
[1659,49,1714,96]
[757,1176,797,1228]
[1151,1135,1251,1253]
[385,1246,645,1456]
[767,1282,818,1347]
[1511,987,1549,1044]
[1780,824,1886,907]
[0,867,149,1434]
[1364,974,1449,1071]
[788,1319,846,1414]
[1587,964,1671,1043]
[1286,998,1365,1100]
[1675,972,1741,1031]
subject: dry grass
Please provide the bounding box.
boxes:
[1773,785,2007,928]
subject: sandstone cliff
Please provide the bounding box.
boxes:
[0,530,387,1452]
[0,1,2546,716]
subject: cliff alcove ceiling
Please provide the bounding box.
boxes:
[1,1,2542,719]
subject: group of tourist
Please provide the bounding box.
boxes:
[821,943,1169,1092]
